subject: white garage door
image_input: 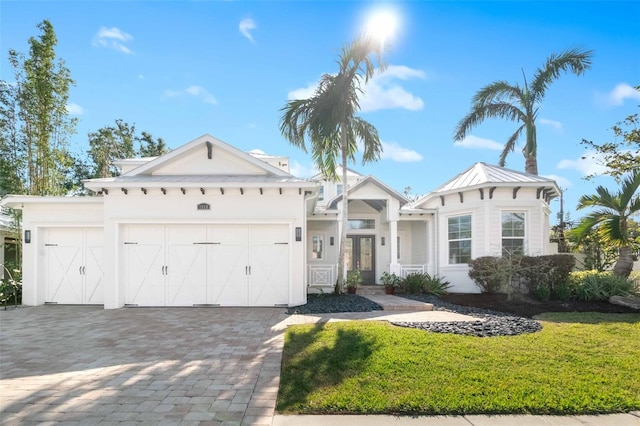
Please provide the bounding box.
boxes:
[43,227,104,304]
[123,224,289,307]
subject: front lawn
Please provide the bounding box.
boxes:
[277,312,640,415]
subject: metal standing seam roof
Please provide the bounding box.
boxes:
[84,174,313,185]
[432,162,557,193]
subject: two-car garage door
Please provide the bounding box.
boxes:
[122,224,290,306]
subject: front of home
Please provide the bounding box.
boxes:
[1,134,560,309]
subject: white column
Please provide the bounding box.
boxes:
[389,219,400,275]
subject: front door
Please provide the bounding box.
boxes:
[345,235,375,285]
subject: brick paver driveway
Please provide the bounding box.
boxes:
[0,306,289,425]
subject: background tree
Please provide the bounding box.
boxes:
[280,36,386,291]
[0,82,24,197]
[87,119,137,178]
[137,131,168,157]
[581,89,639,182]
[5,20,77,195]
[569,170,640,278]
[454,48,593,175]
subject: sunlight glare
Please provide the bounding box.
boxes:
[365,8,399,48]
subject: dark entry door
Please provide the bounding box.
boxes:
[345,235,375,285]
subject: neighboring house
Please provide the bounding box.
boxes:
[0,134,560,308]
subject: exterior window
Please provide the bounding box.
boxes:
[448,215,471,264]
[318,186,324,202]
[311,235,324,259]
[348,219,375,230]
[502,212,525,256]
[337,184,343,195]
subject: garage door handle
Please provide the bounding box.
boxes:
[274,242,288,245]
[249,266,251,275]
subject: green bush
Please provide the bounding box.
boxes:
[399,273,451,295]
[516,255,575,300]
[570,271,636,301]
[467,256,509,293]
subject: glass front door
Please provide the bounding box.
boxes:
[345,235,375,285]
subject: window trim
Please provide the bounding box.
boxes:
[501,211,526,256]
[447,214,472,265]
[311,234,324,260]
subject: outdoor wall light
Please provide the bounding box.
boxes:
[381,237,385,246]
[330,237,334,246]
[25,230,31,244]
[295,227,302,241]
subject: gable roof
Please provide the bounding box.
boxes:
[310,166,364,182]
[84,134,314,189]
[326,175,410,209]
[412,162,560,207]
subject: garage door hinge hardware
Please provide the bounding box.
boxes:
[124,242,138,245]
[45,244,58,246]
[274,242,288,245]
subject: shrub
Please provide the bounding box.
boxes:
[400,272,425,294]
[468,256,509,293]
[400,273,451,295]
[571,271,636,301]
[380,272,401,288]
[516,255,575,300]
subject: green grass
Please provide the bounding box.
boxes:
[277,312,640,415]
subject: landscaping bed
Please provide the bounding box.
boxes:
[438,292,639,318]
[286,294,382,314]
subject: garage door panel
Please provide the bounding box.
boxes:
[209,245,248,306]
[46,245,83,304]
[167,244,206,306]
[125,243,164,306]
[250,243,289,306]
[84,229,104,304]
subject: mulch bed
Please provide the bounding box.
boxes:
[440,292,639,318]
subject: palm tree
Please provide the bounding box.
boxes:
[454,48,593,175]
[570,169,640,278]
[279,36,386,292]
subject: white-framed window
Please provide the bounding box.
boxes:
[448,214,471,264]
[318,185,324,202]
[311,235,324,259]
[337,183,343,195]
[502,212,525,256]
[348,219,376,230]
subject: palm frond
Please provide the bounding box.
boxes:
[472,81,524,106]
[454,102,526,142]
[351,117,382,164]
[618,169,640,210]
[530,47,594,103]
[499,124,525,166]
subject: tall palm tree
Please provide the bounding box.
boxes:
[571,169,640,278]
[280,36,386,292]
[454,48,593,175]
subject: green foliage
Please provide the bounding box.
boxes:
[344,270,362,290]
[581,97,640,181]
[467,256,509,293]
[3,20,77,196]
[516,255,575,300]
[1,266,22,308]
[570,169,640,278]
[380,271,401,288]
[399,272,451,295]
[453,48,593,175]
[279,314,640,415]
[569,271,636,301]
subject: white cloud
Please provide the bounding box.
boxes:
[66,103,84,115]
[380,141,423,162]
[542,174,572,189]
[454,135,503,150]
[163,85,217,105]
[239,18,256,42]
[556,151,608,177]
[289,160,318,178]
[287,64,426,112]
[92,27,133,54]
[539,118,562,130]
[607,83,640,106]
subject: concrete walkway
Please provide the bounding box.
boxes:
[360,294,434,311]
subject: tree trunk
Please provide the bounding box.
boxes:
[613,245,634,278]
[336,124,349,294]
[524,154,538,175]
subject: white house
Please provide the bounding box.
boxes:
[1,134,560,308]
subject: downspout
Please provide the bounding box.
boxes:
[434,208,439,278]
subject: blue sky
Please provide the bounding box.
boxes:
[2,1,639,223]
